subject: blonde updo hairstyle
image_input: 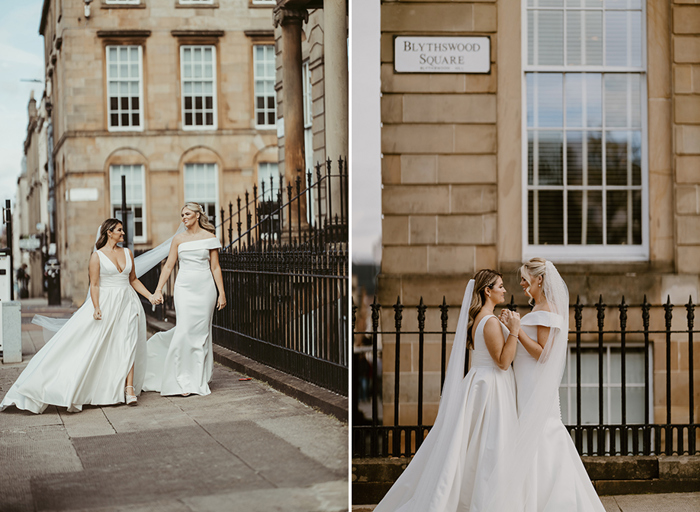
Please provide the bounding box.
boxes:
[519,257,547,306]
[466,269,502,349]
[182,202,216,234]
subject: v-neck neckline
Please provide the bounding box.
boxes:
[98,248,128,274]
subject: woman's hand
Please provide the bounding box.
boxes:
[152,290,164,305]
[93,307,102,321]
[217,294,227,310]
[503,310,521,335]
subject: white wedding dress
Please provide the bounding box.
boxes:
[143,237,221,396]
[512,311,606,512]
[0,249,146,414]
[375,314,518,512]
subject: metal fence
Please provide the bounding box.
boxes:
[212,158,349,395]
[352,295,699,458]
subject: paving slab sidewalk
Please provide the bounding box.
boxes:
[0,299,349,512]
[352,494,700,512]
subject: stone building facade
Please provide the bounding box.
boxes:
[39,0,278,303]
[378,0,700,429]
[273,0,348,222]
[16,93,51,298]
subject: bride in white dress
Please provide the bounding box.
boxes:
[375,269,521,512]
[143,202,226,397]
[490,258,605,511]
[1,219,154,414]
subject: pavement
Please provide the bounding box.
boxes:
[351,493,700,512]
[0,298,349,512]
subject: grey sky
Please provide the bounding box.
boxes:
[350,0,382,264]
[0,1,45,211]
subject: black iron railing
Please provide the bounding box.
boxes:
[212,158,349,395]
[352,295,699,458]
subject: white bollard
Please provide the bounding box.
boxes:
[2,301,22,364]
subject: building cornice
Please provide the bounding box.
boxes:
[96,30,152,38]
[244,30,275,39]
[39,0,50,36]
[171,30,225,38]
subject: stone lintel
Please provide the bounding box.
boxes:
[244,29,275,39]
[96,30,152,39]
[171,30,225,38]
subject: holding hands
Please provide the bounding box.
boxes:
[149,290,164,306]
[499,309,521,337]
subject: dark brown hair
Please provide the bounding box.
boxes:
[95,219,123,250]
[466,269,502,349]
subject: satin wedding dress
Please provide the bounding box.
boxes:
[0,249,146,414]
[375,311,518,512]
[143,237,221,396]
[512,311,606,512]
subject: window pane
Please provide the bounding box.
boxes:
[568,190,583,245]
[606,131,629,186]
[586,74,603,128]
[537,74,564,127]
[584,11,603,66]
[537,11,564,65]
[588,132,603,185]
[580,387,600,425]
[567,131,583,185]
[566,74,584,127]
[528,131,535,185]
[605,75,628,128]
[567,11,582,66]
[606,190,629,244]
[586,190,604,244]
[605,11,628,66]
[538,131,563,185]
[537,190,564,244]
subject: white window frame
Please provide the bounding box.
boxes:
[184,163,219,228]
[179,0,214,4]
[559,342,653,454]
[253,44,277,129]
[110,164,147,244]
[521,1,648,263]
[105,0,140,4]
[180,45,218,131]
[106,45,144,132]
[252,0,275,4]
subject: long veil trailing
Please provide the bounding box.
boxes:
[482,260,573,511]
[32,224,186,334]
[375,280,476,511]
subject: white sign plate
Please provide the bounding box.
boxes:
[69,188,99,202]
[19,237,41,251]
[394,36,491,74]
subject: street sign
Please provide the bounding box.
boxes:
[394,36,491,74]
[19,237,41,251]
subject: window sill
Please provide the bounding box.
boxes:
[175,1,219,8]
[101,2,146,9]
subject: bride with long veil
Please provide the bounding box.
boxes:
[375,269,521,512]
[142,202,226,397]
[0,219,156,413]
[491,258,606,512]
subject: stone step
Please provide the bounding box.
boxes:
[352,455,700,503]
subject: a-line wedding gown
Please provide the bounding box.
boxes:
[0,249,146,414]
[375,302,518,511]
[512,311,606,512]
[142,237,221,396]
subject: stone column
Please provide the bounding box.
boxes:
[324,0,349,218]
[274,6,308,229]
